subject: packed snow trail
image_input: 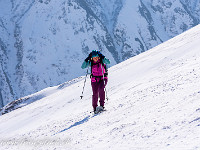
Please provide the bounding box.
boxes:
[0,25,200,149]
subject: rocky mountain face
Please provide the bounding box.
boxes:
[0,0,200,108]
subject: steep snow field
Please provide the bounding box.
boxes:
[1,0,200,107]
[0,25,200,149]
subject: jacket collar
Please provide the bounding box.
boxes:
[93,59,100,64]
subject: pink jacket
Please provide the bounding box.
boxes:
[91,60,108,82]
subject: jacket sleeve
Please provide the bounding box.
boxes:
[102,58,110,64]
[81,61,90,69]
[81,53,93,69]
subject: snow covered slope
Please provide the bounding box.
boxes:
[0,23,200,150]
[1,0,200,107]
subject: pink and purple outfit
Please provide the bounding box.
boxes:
[81,50,110,111]
[91,60,108,110]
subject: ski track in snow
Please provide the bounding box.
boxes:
[0,25,200,149]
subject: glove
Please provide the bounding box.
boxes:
[85,52,92,62]
[97,51,105,59]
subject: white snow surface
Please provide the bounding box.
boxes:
[1,0,200,108]
[0,25,200,149]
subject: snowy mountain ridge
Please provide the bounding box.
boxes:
[0,0,200,108]
[0,24,200,149]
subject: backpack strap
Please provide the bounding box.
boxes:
[90,60,93,78]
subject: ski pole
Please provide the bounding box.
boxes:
[80,67,89,99]
[101,64,109,101]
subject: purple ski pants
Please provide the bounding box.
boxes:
[91,79,107,110]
